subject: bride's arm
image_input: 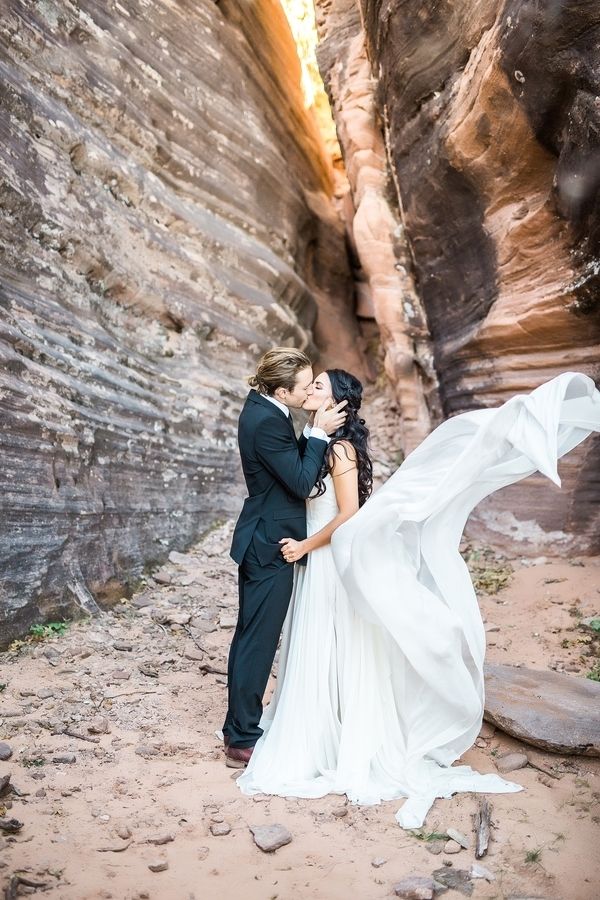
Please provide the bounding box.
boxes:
[280,442,359,562]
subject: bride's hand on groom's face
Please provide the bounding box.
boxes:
[314,399,347,435]
[279,537,305,564]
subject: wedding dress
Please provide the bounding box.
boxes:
[237,372,600,827]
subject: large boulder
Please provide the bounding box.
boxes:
[484,663,600,756]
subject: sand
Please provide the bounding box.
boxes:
[1,391,599,900]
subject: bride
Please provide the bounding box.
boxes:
[236,368,600,828]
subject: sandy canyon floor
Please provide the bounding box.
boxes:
[1,391,599,900]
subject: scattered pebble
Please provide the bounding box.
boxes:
[52,753,76,764]
[210,822,231,836]
[446,827,470,849]
[331,806,348,818]
[148,859,168,872]
[470,862,495,881]
[393,875,435,899]
[443,839,462,854]
[496,752,528,773]
[0,742,13,761]
[88,717,111,735]
[249,823,292,852]
[135,744,160,758]
[371,857,387,868]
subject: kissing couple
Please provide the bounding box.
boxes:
[222,347,600,828]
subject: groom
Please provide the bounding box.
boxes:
[223,347,346,767]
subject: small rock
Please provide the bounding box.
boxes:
[496,752,528,774]
[479,722,496,739]
[113,641,133,652]
[138,662,159,678]
[114,824,132,840]
[88,717,111,735]
[132,594,154,609]
[331,806,348,818]
[148,859,168,872]
[210,822,231,836]
[0,743,13,761]
[153,568,172,585]
[34,788,46,798]
[475,738,487,748]
[444,839,462,854]
[0,817,23,834]
[184,648,204,662]
[249,823,292,852]
[219,615,237,629]
[470,862,495,881]
[148,832,175,845]
[432,868,473,896]
[53,753,76,764]
[37,688,55,699]
[425,840,446,856]
[135,744,160,758]
[371,857,387,868]
[109,669,131,682]
[0,709,23,717]
[168,550,189,565]
[393,875,435,899]
[446,828,470,849]
[197,846,210,860]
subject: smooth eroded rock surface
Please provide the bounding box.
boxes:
[484,662,600,756]
[316,0,600,552]
[0,0,360,645]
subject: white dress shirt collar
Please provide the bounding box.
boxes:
[260,390,290,418]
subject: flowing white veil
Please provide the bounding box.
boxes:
[331,372,600,827]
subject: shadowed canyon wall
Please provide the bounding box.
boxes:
[316,0,600,553]
[0,0,363,644]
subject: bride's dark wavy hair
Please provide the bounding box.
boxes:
[313,369,373,507]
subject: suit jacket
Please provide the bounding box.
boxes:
[230,391,327,567]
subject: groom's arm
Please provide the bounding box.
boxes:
[255,417,327,500]
[298,423,318,456]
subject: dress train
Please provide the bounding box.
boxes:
[237,372,600,827]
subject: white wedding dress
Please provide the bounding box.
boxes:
[237,372,600,827]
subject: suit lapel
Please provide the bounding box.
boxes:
[247,390,294,434]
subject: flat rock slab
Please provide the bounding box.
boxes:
[393,876,435,899]
[484,663,600,756]
[249,823,292,852]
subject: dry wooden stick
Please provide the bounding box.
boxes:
[473,797,492,858]
[51,728,100,744]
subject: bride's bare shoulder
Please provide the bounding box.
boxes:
[330,440,357,476]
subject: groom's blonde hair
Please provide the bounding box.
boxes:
[248,347,311,395]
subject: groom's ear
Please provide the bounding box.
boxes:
[273,386,287,403]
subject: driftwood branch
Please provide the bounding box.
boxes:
[472,798,492,858]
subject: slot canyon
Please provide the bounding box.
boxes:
[1,0,599,645]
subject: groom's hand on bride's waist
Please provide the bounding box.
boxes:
[314,399,348,435]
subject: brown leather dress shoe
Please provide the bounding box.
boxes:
[225,745,254,769]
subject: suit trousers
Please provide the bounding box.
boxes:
[223,535,294,748]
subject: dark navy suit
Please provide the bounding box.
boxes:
[223,390,327,748]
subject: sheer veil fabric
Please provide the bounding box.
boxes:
[237,372,600,828]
